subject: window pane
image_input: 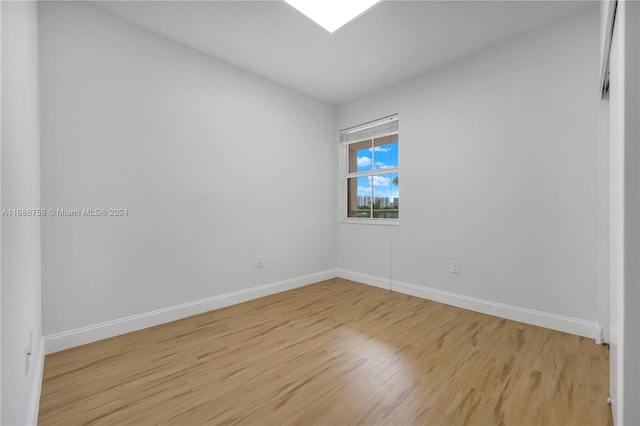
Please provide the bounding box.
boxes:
[371,173,399,219]
[348,140,373,173]
[373,134,398,170]
[347,176,372,218]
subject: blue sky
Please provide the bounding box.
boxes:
[355,142,399,198]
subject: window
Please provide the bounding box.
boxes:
[341,115,399,221]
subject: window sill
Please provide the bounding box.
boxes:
[341,218,399,226]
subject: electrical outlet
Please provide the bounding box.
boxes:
[451,261,461,274]
[257,255,264,268]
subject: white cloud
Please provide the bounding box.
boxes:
[372,176,391,187]
[370,146,390,152]
[375,162,394,169]
[357,156,372,167]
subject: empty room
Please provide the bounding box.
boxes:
[2,0,639,425]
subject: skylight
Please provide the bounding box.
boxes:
[284,0,382,33]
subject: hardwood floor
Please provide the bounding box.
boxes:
[39,278,611,425]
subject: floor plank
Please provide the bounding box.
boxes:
[39,278,612,425]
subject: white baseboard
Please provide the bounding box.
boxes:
[336,268,391,290]
[26,337,45,426]
[332,268,601,340]
[43,268,601,354]
[44,269,338,354]
[390,279,600,340]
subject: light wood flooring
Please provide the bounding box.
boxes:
[39,278,611,425]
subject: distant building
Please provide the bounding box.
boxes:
[357,195,371,207]
[357,195,399,208]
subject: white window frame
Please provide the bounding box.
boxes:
[340,114,399,226]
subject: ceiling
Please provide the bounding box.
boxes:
[92,1,596,105]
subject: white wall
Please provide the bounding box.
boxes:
[39,2,336,337]
[598,97,610,344]
[1,1,43,424]
[337,9,601,329]
[622,3,640,422]
[608,0,640,423]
